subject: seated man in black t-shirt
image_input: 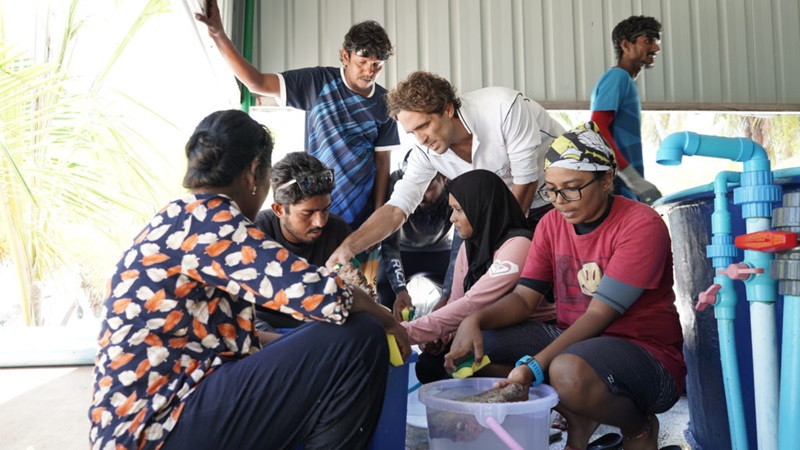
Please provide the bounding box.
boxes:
[254,152,351,330]
[378,160,455,318]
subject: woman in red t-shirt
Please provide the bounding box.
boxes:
[445,122,685,450]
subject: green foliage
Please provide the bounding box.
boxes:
[0,0,173,325]
[768,115,800,161]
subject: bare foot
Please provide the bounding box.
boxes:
[622,414,659,450]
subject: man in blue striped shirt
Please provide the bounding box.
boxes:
[196,1,400,228]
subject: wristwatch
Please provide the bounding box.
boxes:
[515,355,545,386]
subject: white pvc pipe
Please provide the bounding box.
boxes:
[745,217,780,450]
[750,301,780,450]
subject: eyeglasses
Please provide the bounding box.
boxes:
[538,176,600,203]
[276,169,335,195]
[352,47,390,61]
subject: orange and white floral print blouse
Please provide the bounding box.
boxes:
[89,193,353,449]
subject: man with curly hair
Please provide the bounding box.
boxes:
[196,1,400,229]
[327,71,565,270]
[591,15,664,204]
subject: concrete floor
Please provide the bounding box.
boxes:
[0,365,692,450]
[0,366,91,450]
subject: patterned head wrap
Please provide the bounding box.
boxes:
[544,122,617,175]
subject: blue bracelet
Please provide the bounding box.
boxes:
[515,355,545,386]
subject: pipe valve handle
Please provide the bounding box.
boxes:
[697,284,721,311]
[718,263,764,280]
[733,230,798,253]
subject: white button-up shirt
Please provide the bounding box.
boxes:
[387,86,565,216]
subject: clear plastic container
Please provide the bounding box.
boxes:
[419,378,558,450]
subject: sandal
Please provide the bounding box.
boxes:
[587,432,623,450]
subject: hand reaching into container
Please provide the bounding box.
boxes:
[443,316,485,374]
[497,363,535,389]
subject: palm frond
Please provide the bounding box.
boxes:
[0,1,173,324]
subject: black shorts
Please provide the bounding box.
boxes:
[482,321,679,413]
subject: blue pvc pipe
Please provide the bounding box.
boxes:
[657,133,764,167]
[718,320,748,450]
[778,296,800,449]
[658,133,782,450]
[709,172,749,450]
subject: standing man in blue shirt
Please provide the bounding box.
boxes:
[591,15,663,204]
[196,0,400,228]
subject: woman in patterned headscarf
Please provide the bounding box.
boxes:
[445,122,686,450]
[89,110,409,450]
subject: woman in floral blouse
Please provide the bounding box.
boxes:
[88,109,410,450]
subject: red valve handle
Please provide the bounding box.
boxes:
[734,231,798,252]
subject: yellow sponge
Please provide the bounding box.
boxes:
[379,303,404,366]
[452,355,491,378]
[386,334,404,366]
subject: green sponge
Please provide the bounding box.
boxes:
[452,355,491,378]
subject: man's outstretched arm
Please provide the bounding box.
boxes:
[195,0,281,98]
[326,205,407,269]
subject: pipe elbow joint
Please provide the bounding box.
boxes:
[739,140,770,172]
[657,132,769,168]
[657,132,697,166]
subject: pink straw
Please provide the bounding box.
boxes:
[484,416,524,450]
